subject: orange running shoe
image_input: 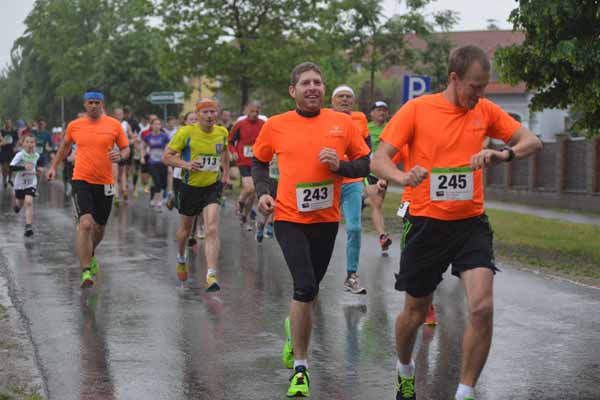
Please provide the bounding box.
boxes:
[424,304,437,326]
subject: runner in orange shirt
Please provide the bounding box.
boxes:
[252,62,370,397]
[371,46,542,400]
[331,85,370,294]
[48,88,130,288]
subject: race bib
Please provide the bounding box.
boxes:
[149,148,163,162]
[296,180,333,212]
[243,145,254,158]
[269,156,279,179]
[198,155,220,172]
[104,184,115,196]
[430,168,473,201]
[22,172,35,188]
[3,135,13,145]
[397,201,410,218]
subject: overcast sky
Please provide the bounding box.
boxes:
[0,0,517,71]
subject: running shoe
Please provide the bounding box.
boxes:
[166,193,174,210]
[396,374,416,400]
[205,274,220,292]
[240,214,247,226]
[282,317,294,369]
[343,273,367,295]
[255,223,265,243]
[287,366,310,397]
[90,256,100,276]
[266,223,274,239]
[424,304,437,326]
[245,222,253,232]
[13,205,20,214]
[176,261,188,282]
[24,225,34,237]
[80,269,94,289]
[380,233,392,252]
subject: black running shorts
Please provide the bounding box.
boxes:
[178,181,222,217]
[274,221,338,303]
[15,187,36,199]
[72,180,113,226]
[239,165,252,177]
[397,212,497,297]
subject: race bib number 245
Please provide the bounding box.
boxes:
[430,168,473,201]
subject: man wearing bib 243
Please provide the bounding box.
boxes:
[47,88,130,289]
[252,62,370,397]
[371,45,542,400]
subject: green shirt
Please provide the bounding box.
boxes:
[168,124,229,187]
[367,121,386,153]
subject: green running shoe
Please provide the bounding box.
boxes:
[80,269,94,289]
[395,374,416,400]
[287,366,310,397]
[282,317,294,369]
[90,256,99,276]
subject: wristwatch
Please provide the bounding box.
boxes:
[501,146,515,162]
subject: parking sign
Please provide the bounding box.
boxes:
[403,75,431,103]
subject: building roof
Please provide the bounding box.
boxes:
[392,30,527,95]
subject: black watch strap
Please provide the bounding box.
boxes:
[501,146,515,162]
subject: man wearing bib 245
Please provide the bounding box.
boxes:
[252,62,370,397]
[371,45,542,400]
[48,88,130,288]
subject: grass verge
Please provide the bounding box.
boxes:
[362,192,600,284]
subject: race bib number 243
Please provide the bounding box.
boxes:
[296,180,333,212]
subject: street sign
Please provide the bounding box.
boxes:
[147,91,184,105]
[403,75,431,103]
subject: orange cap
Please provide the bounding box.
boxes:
[196,98,218,111]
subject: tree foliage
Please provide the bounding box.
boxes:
[495,0,600,135]
[0,0,184,125]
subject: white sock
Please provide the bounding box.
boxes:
[207,268,216,278]
[293,359,308,370]
[396,359,415,377]
[455,383,474,400]
[176,254,185,263]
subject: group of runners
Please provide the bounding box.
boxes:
[2,45,543,399]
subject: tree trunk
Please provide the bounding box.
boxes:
[240,75,249,113]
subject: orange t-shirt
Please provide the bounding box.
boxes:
[253,109,370,224]
[381,93,520,220]
[65,116,128,185]
[343,111,370,184]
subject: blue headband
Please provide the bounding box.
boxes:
[83,92,105,101]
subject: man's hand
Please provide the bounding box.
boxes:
[190,158,203,171]
[108,149,121,163]
[258,194,275,215]
[319,147,339,171]
[470,149,508,170]
[400,166,428,187]
[376,179,387,192]
[46,167,56,180]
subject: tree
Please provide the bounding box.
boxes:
[495,0,600,136]
[0,0,184,124]
[339,0,456,105]
[160,0,324,111]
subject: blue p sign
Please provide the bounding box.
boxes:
[403,75,431,103]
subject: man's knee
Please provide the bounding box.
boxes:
[469,297,494,325]
[293,283,319,303]
[79,215,95,232]
[204,222,218,239]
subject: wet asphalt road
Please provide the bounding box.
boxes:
[1,182,599,400]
